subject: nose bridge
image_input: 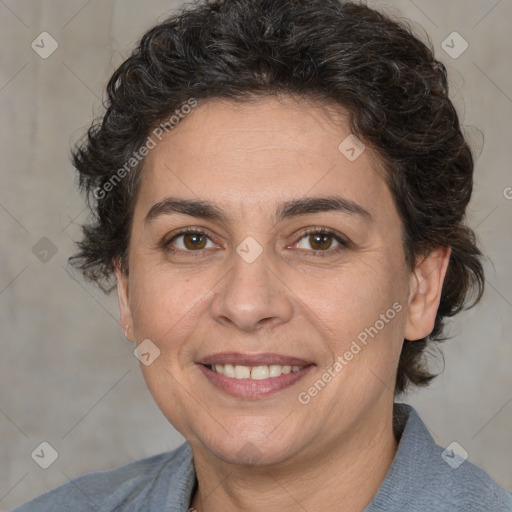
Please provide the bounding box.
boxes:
[211,242,293,331]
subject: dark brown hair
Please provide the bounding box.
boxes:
[69,0,485,394]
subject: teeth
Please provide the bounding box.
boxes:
[251,365,269,380]
[269,364,283,377]
[209,364,302,379]
[234,365,251,379]
[224,364,235,378]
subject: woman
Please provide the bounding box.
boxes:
[12,0,512,510]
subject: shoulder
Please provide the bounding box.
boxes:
[420,440,512,511]
[9,442,195,512]
[372,404,512,512]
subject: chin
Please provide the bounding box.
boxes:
[191,422,305,467]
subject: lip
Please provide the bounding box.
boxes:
[197,352,312,367]
[196,353,315,399]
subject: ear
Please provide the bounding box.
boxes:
[114,258,134,342]
[404,247,451,341]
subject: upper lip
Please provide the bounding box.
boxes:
[197,352,313,367]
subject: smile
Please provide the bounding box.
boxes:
[196,354,315,398]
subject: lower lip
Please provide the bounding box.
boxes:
[197,364,315,399]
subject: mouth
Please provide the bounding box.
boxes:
[196,353,315,398]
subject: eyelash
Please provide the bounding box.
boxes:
[162,226,349,258]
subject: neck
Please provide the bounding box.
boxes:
[190,404,398,512]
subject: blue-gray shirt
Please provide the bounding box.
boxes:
[10,404,512,511]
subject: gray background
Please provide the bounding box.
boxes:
[1,0,511,508]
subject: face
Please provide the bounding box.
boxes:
[116,96,448,468]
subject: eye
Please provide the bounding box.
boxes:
[292,228,348,254]
[166,230,217,252]
[162,227,348,256]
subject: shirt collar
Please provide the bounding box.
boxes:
[363,402,439,511]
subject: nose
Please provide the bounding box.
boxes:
[210,248,293,332]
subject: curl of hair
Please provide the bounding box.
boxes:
[69,0,485,394]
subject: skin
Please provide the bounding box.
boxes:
[115,95,450,512]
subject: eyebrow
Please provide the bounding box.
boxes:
[144,195,372,225]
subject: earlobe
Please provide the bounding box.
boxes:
[114,258,134,342]
[404,247,451,341]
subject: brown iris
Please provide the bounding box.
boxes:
[183,233,208,250]
[308,233,333,250]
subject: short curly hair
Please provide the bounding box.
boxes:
[69,0,485,395]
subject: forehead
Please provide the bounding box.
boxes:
[135,96,394,223]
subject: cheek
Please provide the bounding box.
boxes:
[299,261,405,340]
[128,264,215,343]
[298,263,408,402]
